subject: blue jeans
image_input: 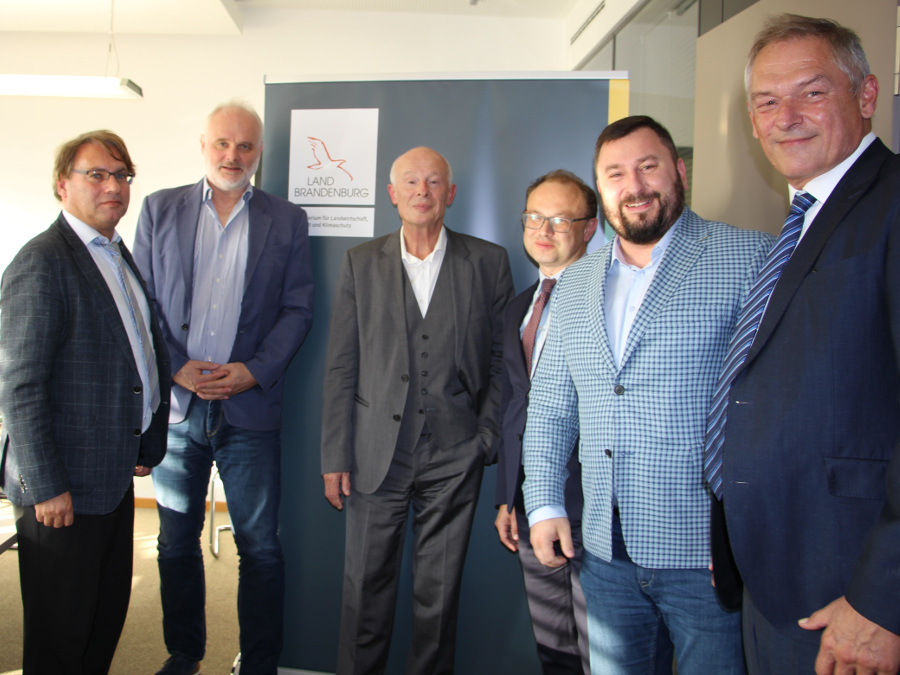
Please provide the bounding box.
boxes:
[580,515,744,675]
[154,396,284,675]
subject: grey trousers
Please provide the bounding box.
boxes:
[516,508,590,675]
[337,432,485,675]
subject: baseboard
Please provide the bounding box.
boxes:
[134,497,228,512]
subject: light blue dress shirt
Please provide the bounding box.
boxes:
[186,180,251,367]
[605,218,679,368]
[64,210,156,432]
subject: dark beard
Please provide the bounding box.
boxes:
[604,180,685,245]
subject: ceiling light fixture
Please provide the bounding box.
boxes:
[0,0,142,99]
[0,75,142,99]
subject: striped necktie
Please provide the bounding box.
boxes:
[704,191,816,498]
[93,239,161,416]
[522,278,556,376]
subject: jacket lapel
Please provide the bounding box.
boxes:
[444,228,473,366]
[379,230,408,338]
[513,281,538,372]
[584,246,618,374]
[244,190,273,296]
[618,210,706,372]
[747,140,890,364]
[53,215,136,367]
[176,181,204,300]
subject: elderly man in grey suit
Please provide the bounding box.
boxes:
[321,146,514,674]
[0,130,170,674]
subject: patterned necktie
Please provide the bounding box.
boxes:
[704,191,817,498]
[94,239,161,414]
[522,278,556,376]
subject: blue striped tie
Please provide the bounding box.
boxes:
[94,239,161,416]
[704,191,816,498]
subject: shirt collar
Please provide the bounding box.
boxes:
[62,209,122,246]
[790,132,876,205]
[201,176,254,203]
[400,225,447,264]
[610,208,682,270]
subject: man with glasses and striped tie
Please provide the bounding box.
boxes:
[494,169,598,674]
[706,14,900,675]
[0,130,171,673]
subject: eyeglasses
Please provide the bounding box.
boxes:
[71,169,134,185]
[522,212,592,234]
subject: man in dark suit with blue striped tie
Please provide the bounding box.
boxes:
[707,14,900,675]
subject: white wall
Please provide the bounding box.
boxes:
[0,8,567,273]
[0,7,566,500]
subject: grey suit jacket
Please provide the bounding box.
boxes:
[320,227,514,494]
[0,214,171,515]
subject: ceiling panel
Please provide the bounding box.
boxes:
[0,0,577,35]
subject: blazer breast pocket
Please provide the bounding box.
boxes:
[824,456,889,500]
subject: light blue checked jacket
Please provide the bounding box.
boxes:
[522,208,773,569]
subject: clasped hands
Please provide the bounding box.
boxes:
[174,359,257,400]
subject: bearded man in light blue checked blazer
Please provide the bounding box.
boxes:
[522,116,774,675]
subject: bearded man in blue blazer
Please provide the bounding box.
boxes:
[1,130,170,673]
[133,101,314,675]
[523,116,773,674]
[709,15,900,675]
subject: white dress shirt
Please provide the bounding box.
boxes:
[400,225,447,316]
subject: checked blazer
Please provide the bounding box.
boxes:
[0,214,171,515]
[522,208,772,569]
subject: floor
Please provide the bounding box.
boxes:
[0,503,241,675]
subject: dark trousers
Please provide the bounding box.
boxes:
[515,506,590,675]
[14,485,134,675]
[743,588,821,674]
[337,432,485,675]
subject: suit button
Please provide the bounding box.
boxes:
[614,385,625,395]
[605,449,612,457]
[421,352,428,358]
[134,429,142,436]
[421,388,428,395]
[393,414,401,422]
[422,334,429,340]
[517,433,523,441]
[418,409,424,414]
[133,385,142,394]
[421,370,428,377]
[401,374,409,382]
[181,323,189,331]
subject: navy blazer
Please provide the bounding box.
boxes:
[723,139,900,638]
[133,180,314,432]
[0,215,171,515]
[495,281,582,516]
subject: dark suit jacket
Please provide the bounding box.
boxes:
[495,282,582,515]
[320,227,514,494]
[0,214,171,515]
[133,180,314,432]
[723,139,900,637]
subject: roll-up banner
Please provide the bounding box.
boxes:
[262,72,627,674]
